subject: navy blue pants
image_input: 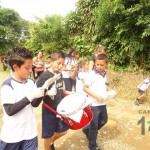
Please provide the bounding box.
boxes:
[63,78,76,91]
[0,136,38,150]
[83,105,108,150]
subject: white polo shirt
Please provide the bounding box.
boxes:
[0,77,37,143]
[76,70,89,94]
[62,57,77,78]
[84,70,107,106]
[139,78,150,91]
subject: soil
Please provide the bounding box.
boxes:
[0,70,150,150]
[35,98,150,150]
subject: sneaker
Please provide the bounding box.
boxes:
[50,143,55,150]
[88,145,101,150]
[135,99,142,105]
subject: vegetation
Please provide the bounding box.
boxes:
[0,0,150,71]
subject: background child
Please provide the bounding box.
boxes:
[76,59,89,93]
[82,54,109,150]
[0,47,45,150]
[89,44,106,71]
[135,74,150,105]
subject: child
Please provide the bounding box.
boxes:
[62,48,77,91]
[89,44,106,71]
[135,75,150,105]
[0,47,57,150]
[82,54,109,150]
[35,52,69,150]
[45,56,52,71]
[76,59,89,93]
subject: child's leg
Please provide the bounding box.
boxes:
[98,105,108,130]
[44,137,53,150]
[88,106,101,149]
[137,93,146,100]
[135,90,146,105]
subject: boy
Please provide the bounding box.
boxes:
[89,44,106,71]
[35,52,69,150]
[135,75,150,105]
[0,47,57,150]
[83,54,108,150]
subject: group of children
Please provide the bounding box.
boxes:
[0,46,149,150]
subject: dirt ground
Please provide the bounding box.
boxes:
[0,70,150,150]
[35,98,150,150]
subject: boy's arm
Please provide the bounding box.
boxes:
[3,98,30,116]
[83,85,104,102]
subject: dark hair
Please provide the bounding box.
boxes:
[7,47,33,71]
[96,45,106,53]
[50,51,65,61]
[96,54,108,63]
[66,48,75,57]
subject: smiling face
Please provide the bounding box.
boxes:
[51,57,65,74]
[13,59,33,82]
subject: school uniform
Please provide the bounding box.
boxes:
[62,57,77,91]
[0,77,38,150]
[35,71,68,138]
[76,69,89,94]
[138,78,150,93]
[83,69,108,150]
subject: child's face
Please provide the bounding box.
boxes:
[95,59,107,73]
[51,58,65,73]
[83,62,89,71]
[13,59,33,81]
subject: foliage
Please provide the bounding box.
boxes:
[1,0,150,71]
[95,0,150,70]
[0,7,28,54]
[24,15,68,55]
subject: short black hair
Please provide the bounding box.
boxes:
[7,47,33,71]
[50,51,65,61]
[96,54,108,63]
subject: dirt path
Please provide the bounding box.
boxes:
[35,98,150,150]
[0,70,150,150]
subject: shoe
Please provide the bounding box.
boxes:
[134,99,142,105]
[89,145,101,150]
[50,143,55,150]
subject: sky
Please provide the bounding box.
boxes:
[0,0,77,21]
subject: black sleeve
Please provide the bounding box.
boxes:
[31,97,43,107]
[3,97,30,116]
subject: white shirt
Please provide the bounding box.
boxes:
[0,78,37,143]
[62,57,77,78]
[84,70,107,106]
[76,70,89,94]
[139,78,150,91]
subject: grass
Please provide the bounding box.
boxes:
[108,70,150,103]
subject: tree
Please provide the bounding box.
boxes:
[24,15,68,55]
[0,7,28,54]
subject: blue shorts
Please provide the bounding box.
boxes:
[0,136,38,150]
[42,113,69,138]
[138,89,145,94]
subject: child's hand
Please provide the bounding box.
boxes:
[42,74,61,89]
[26,87,45,102]
[95,95,104,102]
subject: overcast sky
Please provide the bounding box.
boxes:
[0,0,77,21]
